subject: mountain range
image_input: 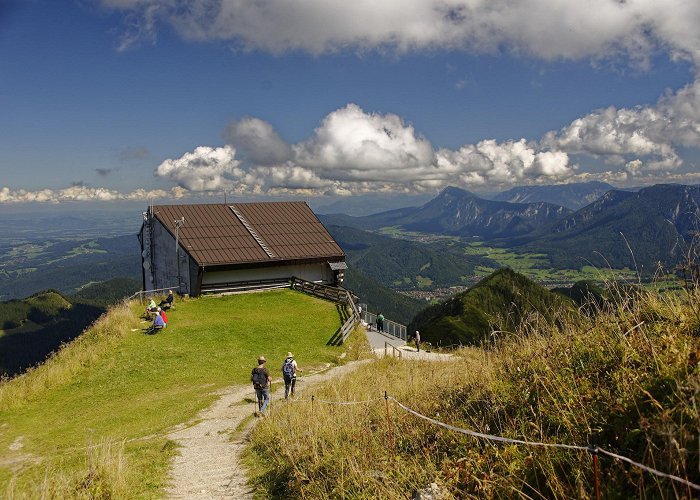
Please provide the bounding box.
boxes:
[323,183,700,273]
[489,181,616,210]
[512,183,700,270]
[321,186,572,238]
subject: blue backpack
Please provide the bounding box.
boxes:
[282,357,296,378]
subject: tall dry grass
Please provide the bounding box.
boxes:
[247,287,700,498]
[5,439,128,500]
[0,301,135,412]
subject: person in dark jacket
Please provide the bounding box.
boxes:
[251,356,272,415]
[160,290,174,309]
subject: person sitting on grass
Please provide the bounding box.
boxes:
[151,310,165,332]
[146,298,157,314]
[159,290,174,310]
[158,307,168,327]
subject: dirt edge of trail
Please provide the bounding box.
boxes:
[165,359,373,499]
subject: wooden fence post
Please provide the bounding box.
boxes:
[589,431,601,500]
[593,452,600,500]
[384,391,395,463]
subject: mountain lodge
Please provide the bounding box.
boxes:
[138,201,346,296]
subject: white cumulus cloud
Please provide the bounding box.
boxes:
[542,78,700,176]
[151,105,580,195]
[435,139,573,188]
[0,185,184,204]
[294,104,435,182]
[154,145,241,191]
[99,0,700,66]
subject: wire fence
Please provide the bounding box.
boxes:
[293,391,700,494]
[44,388,700,495]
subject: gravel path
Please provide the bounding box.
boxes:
[164,359,372,499]
[164,326,451,499]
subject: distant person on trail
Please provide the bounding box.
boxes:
[160,290,174,309]
[282,352,301,399]
[251,356,272,415]
[376,312,384,333]
[415,330,421,352]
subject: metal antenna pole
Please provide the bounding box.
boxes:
[174,217,185,293]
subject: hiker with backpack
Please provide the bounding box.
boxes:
[251,356,272,416]
[282,352,301,399]
[376,312,384,333]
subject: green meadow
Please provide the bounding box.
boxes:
[465,242,638,283]
[373,228,640,286]
[0,289,345,498]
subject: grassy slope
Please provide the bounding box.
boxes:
[0,289,345,498]
[409,268,575,346]
[248,288,700,498]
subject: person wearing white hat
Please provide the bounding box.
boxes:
[281,352,301,399]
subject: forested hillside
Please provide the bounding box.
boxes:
[343,268,425,324]
[408,269,574,345]
[0,279,140,377]
[0,290,104,377]
[328,224,492,290]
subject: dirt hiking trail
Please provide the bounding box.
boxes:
[165,327,453,499]
[164,359,372,499]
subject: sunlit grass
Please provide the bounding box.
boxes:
[0,289,345,498]
[248,286,700,498]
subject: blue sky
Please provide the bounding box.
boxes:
[1,0,699,203]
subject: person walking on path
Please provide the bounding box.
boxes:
[251,356,272,416]
[415,330,421,352]
[376,312,384,333]
[282,352,301,399]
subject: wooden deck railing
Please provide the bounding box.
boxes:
[291,277,359,343]
[128,286,177,304]
[200,278,290,294]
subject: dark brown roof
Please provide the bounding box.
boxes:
[151,202,344,266]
